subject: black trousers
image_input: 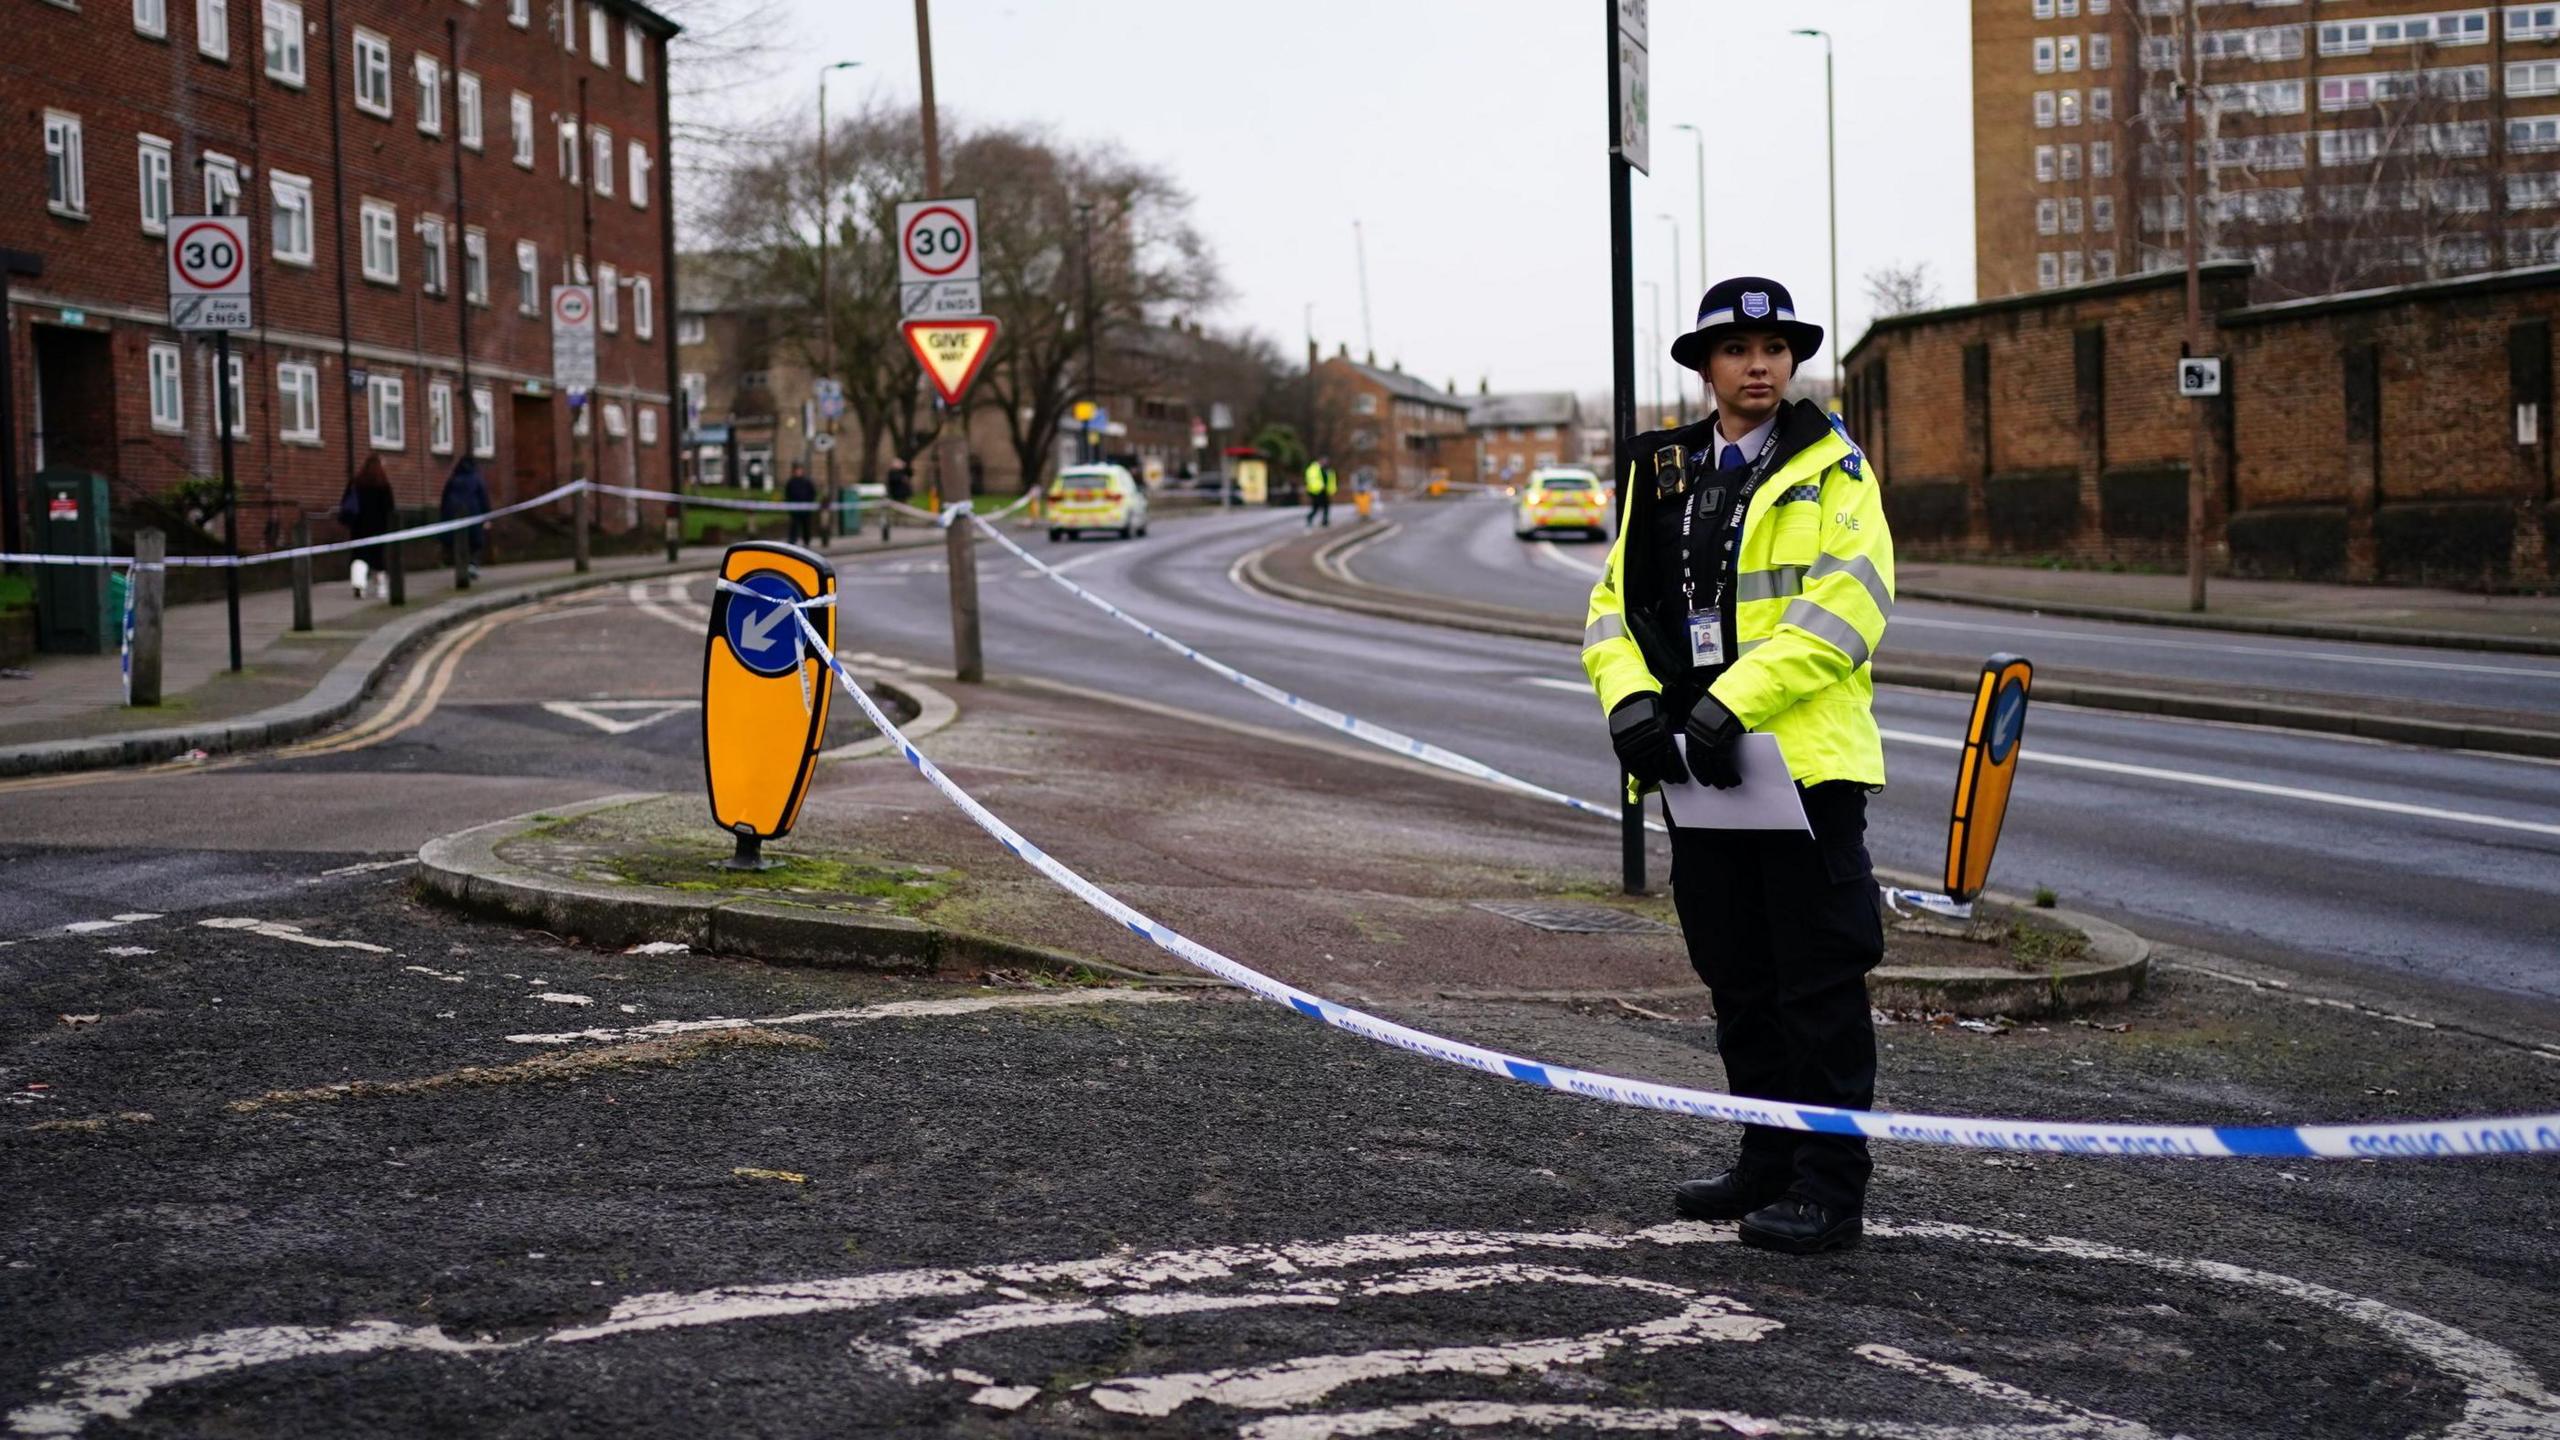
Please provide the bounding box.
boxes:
[1667,780,1884,1211]
[1307,491,1331,526]
[788,512,814,546]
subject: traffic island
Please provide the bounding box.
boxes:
[415,674,2143,1016]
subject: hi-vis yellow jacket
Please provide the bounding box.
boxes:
[1303,461,1332,496]
[1582,404,1894,795]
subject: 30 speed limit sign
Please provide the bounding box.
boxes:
[167,215,253,331]
[896,197,982,316]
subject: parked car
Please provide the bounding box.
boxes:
[1512,467,1609,541]
[1046,464,1151,541]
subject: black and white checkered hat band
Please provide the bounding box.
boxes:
[1693,306,1799,330]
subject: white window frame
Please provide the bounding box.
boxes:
[591,124,614,197]
[198,0,230,59]
[222,352,247,439]
[511,92,535,168]
[367,374,406,451]
[2034,91,2057,127]
[2035,144,2056,182]
[2510,59,2560,98]
[2037,198,2060,235]
[148,343,184,432]
[353,28,392,117]
[2090,33,2111,69]
[2037,253,2060,289]
[360,199,398,284]
[428,380,455,455]
[2513,6,2560,41]
[561,0,577,51]
[604,402,628,438]
[2060,89,2082,126]
[201,152,241,215]
[509,0,529,26]
[415,53,443,135]
[2091,86,2112,122]
[588,4,608,63]
[262,0,305,85]
[516,239,541,314]
[2034,37,2057,72]
[277,361,320,444]
[638,406,659,445]
[2063,195,2085,233]
[631,273,653,339]
[138,136,173,236]
[457,72,483,151]
[598,262,620,331]
[558,118,581,184]
[2092,139,2114,177]
[463,227,488,305]
[420,215,449,296]
[470,386,496,458]
[2059,0,2078,15]
[2094,195,2117,231]
[43,111,86,218]
[2515,117,2560,154]
[135,0,167,40]
[2035,0,2054,18]
[2062,251,2086,286]
[2092,249,2118,281]
[2061,143,2082,180]
[270,171,314,264]
[676,314,706,345]
[624,18,645,81]
[2059,35,2081,71]
[628,141,651,209]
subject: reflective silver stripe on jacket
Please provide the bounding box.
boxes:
[1735,566,1805,603]
[1808,551,1894,619]
[1779,598,1874,667]
[1583,613,1628,648]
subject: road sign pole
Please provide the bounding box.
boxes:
[913,0,983,684]
[1606,0,1643,897]
[216,328,242,673]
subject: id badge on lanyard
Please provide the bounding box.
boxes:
[1687,608,1726,668]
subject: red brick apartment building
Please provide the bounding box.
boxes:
[2,0,680,555]
[1976,0,2560,301]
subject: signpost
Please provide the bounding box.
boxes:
[1615,0,1650,177]
[896,197,982,318]
[167,216,251,671]
[1602,4,1644,894]
[2177,357,2224,398]
[551,284,597,571]
[701,541,836,871]
[900,318,1000,407]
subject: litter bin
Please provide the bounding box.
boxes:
[34,467,112,654]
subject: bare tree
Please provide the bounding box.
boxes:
[1863,261,1943,317]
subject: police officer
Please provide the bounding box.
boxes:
[1304,455,1335,528]
[1581,277,1895,1256]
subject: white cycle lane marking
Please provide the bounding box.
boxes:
[1892,611,2560,684]
[194,918,390,953]
[502,987,1189,1046]
[13,1222,2555,1438]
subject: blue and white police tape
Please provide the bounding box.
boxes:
[966,516,1628,825]
[0,479,587,570]
[782,602,2556,1160]
[590,482,816,513]
[712,574,835,714]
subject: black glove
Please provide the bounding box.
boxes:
[1683,694,1747,790]
[1608,693,1689,786]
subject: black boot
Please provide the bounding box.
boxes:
[1671,1164,1792,1222]
[1738,1195,1862,1255]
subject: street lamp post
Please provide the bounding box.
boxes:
[815,59,860,543]
[1672,122,1707,292]
[1077,200,1098,463]
[1642,282,1663,430]
[1791,29,1841,408]
[2180,0,2209,611]
[1655,212,1683,422]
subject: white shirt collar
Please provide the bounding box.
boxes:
[1712,412,1778,467]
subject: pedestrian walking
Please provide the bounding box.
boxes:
[1303,455,1334,529]
[1580,276,1896,1256]
[784,462,818,548]
[338,455,397,598]
[438,455,492,579]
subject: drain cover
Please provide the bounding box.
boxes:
[1470,901,1675,935]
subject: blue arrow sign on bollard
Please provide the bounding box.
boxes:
[721,572,806,678]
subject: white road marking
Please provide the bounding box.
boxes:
[194,919,391,953]
[539,700,699,736]
[1519,677,1591,696]
[1878,728,2560,839]
[502,987,1187,1046]
[18,1222,2551,1439]
[403,966,466,983]
[100,946,154,957]
[531,993,594,1006]
[316,860,411,878]
[1893,611,2560,683]
[1526,540,1606,579]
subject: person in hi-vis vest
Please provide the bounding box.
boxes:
[1581,276,1895,1257]
[1304,456,1334,528]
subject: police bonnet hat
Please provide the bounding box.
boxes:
[1669,276,1825,369]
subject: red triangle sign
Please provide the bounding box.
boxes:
[902,318,1001,406]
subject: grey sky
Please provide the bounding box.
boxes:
[731,1,1976,398]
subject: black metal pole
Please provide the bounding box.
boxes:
[1606,0,1643,896]
[1079,202,1097,464]
[216,327,242,671]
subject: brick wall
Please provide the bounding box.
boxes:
[3,0,680,559]
[1844,260,2558,586]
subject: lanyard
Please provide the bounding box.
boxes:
[1678,421,1787,618]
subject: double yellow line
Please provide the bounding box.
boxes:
[0,591,586,795]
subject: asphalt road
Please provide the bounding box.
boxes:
[6,520,2559,1437]
[1358,494,2560,725]
[807,507,2560,1015]
[7,875,2559,1439]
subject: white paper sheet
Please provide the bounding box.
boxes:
[1662,734,1812,833]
